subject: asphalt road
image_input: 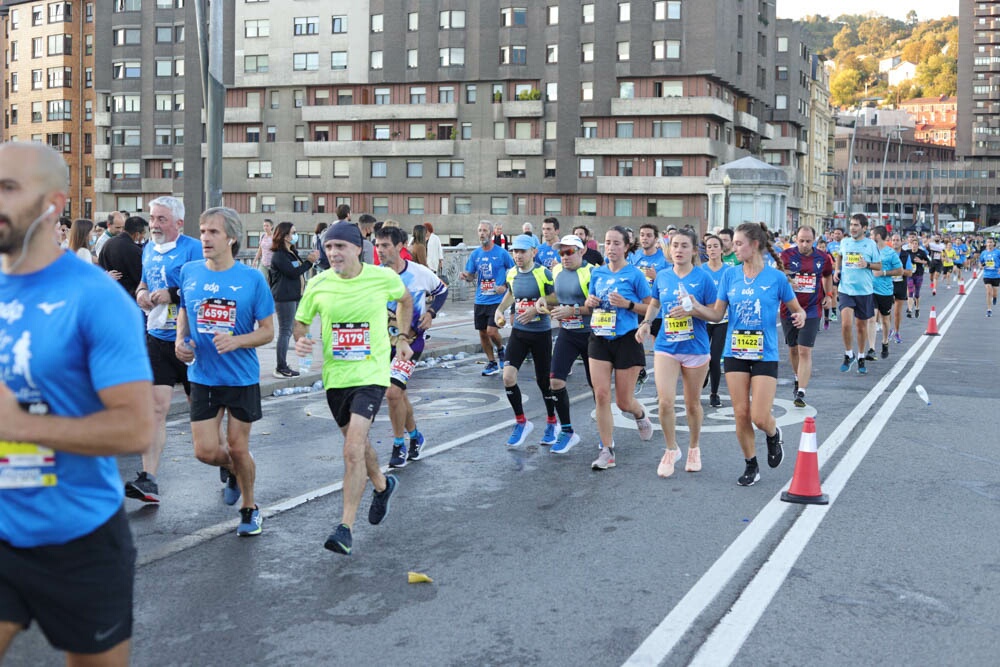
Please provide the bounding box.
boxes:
[9,278,999,666]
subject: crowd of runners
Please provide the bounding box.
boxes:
[3,142,997,664]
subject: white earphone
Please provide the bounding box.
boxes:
[227,239,235,245]
[43,204,56,217]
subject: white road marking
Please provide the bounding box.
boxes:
[623,284,971,666]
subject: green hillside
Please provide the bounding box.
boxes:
[793,13,958,107]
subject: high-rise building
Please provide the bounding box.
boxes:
[225,0,779,244]
[1,0,96,219]
[957,0,998,157]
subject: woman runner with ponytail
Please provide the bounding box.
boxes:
[685,223,806,487]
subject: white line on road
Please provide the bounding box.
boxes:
[138,392,591,567]
[688,278,970,666]
[622,281,973,666]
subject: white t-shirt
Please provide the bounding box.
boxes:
[75,247,94,264]
[426,233,444,273]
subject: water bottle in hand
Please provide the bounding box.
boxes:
[678,282,694,312]
[182,337,195,367]
[298,333,313,372]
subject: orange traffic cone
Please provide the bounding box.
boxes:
[781,417,828,505]
[959,281,967,295]
[924,306,940,336]
[973,269,978,279]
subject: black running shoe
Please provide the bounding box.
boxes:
[864,348,878,361]
[634,367,648,396]
[710,393,722,408]
[793,390,807,408]
[766,427,783,468]
[881,343,889,359]
[737,458,760,486]
[368,475,398,525]
[324,523,352,555]
[125,471,160,503]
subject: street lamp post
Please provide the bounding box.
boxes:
[845,97,879,217]
[901,149,924,231]
[723,173,731,229]
[878,126,904,225]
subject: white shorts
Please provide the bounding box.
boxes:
[656,351,711,368]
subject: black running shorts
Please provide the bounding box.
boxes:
[325,385,387,428]
[189,382,263,423]
[588,330,646,370]
[724,357,779,378]
[473,303,500,331]
[0,506,135,654]
[146,333,190,393]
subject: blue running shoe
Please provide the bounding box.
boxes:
[223,472,241,506]
[857,358,868,375]
[369,475,398,525]
[839,354,855,373]
[550,430,581,454]
[324,523,352,555]
[482,360,500,376]
[497,345,506,370]
[389,440,408,469]
[407,431,424,460]
[540,421,559,445]
[236,506,262,536]
[506,420,534,448]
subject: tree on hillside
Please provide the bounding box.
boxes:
[833,25,860,53]
[906,10,918,27]
[831,68,864,107]
[916,53,957,97]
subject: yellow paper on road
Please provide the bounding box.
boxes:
[408,571,433,584]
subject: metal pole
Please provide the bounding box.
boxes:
[196,0,225,209]
[878,128,900,225]
[845,108,861,216]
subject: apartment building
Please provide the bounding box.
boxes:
[899,95,956,147]
[804,54,830,229]
[957,0,1000,157]
[1,0,96,218]
[224,0,778,242]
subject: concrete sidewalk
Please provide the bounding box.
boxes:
[167,306,487,417]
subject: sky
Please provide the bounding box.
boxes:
[775,0,958,22]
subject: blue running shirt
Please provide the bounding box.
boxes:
[838,237,881,296]
[981,249,1000,279]
[142,235,203,341]
[717,266,795,362]
[464,245,514,305]
[588,264,651,339]
[179,261,275,387]
[652,266,716,355]
[0,253,152,547]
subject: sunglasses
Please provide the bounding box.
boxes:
[559,249,577,257]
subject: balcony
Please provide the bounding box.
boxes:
[107,177,142,192]
[596,176,708,196]
[610,97,734,122]
[735,111,760,135]
[94,144,110,160]
[94,112,111,127]
[301,103,457,123]
[141,178,174,193]
[575,137,732,157]
[762,136,808,154]
[93,178,110,193]
[503,139,544,155]
[500,101,544,118]
[223,107,262,124]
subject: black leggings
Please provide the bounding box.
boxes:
[505,329,555,419]
[706,322,727,395]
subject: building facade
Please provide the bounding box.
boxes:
[899,95,956,147]
[1,0,96,218]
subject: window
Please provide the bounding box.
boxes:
[332,15,347,33]
[32,6,43,25]
[245,19,269,37]
[47,67,71,88]
[408,198,424,215]
[293,197,310,213]
[294,17,319,36]
[30,70,42,90]
[331,52,347,70]
[544,121,557,140]
[111,161,140,180]
[491,197,509,215]
[374,88,390,105]
[337,90,352,105]
[655,81,684,97]
[440,10,465,29]
[655,1,681,20]
[775,95,787,110]
[615,199,633,216]
[544,198,562,215]
[408,12,418,31]
[155,128,171,146]
[653,40,680,60]
[499,46,527,65]
[777,36,788,52]
[260,196,276,213]
[581,82,593,101]
[653,121,682,138]
[647,199,683,217]
[114,0,141,11]
[47,34,71,56]
[494,122,505,140]
[440,48,465,67]
[328,160,347,178]
[546,44,558,63]
[247,161,272,179]
[546,82,558,101]
[114,28,141,45]
[619,2,631,21]
[579,199,597,216]
[497,159,526,178]
[47,100,71,121]
[244,55,269,73]
[776,66,788,80]
[465,85,477,104]
[654,159,683,176]
[410,124,427,140]
[620,82,635,99]
[246,126,261,143]
[407,50,418,68]
[84,100,92,120]
[31,102,43,123]
[372,197,388,215]
[156,26,173,42]
[293,53,319,71]
[336,126,352,141]
[579,158,595,178]
[617,160,633,177]
[371,14,383,33]
[374,125,390,140]
[112,129,140,146]
[370,51,383,70]
[175,26,184,42]
[371,160,387,178]
[410,87,427,104]
[294,90,304,108]
[461,123,472,139]
[582,4,594,23]
[156,60,172,77]
[32,37,43,58]
[175,127,184,145]
[616,122,634,138]
[582,43,594,63]
[174,94,184,111]
[501,7,527,26]
[156,94,171,111]
[437,160,464,178]
[439,87,455,103]
[111,95,141,112]
[618,42,630,62]
[514,122,532,139]
[407,161,423,178]
[581,121,598,138]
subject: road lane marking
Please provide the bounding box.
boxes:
[138,392,592,567]
[688,278,971,666]
[623,284,970,666]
